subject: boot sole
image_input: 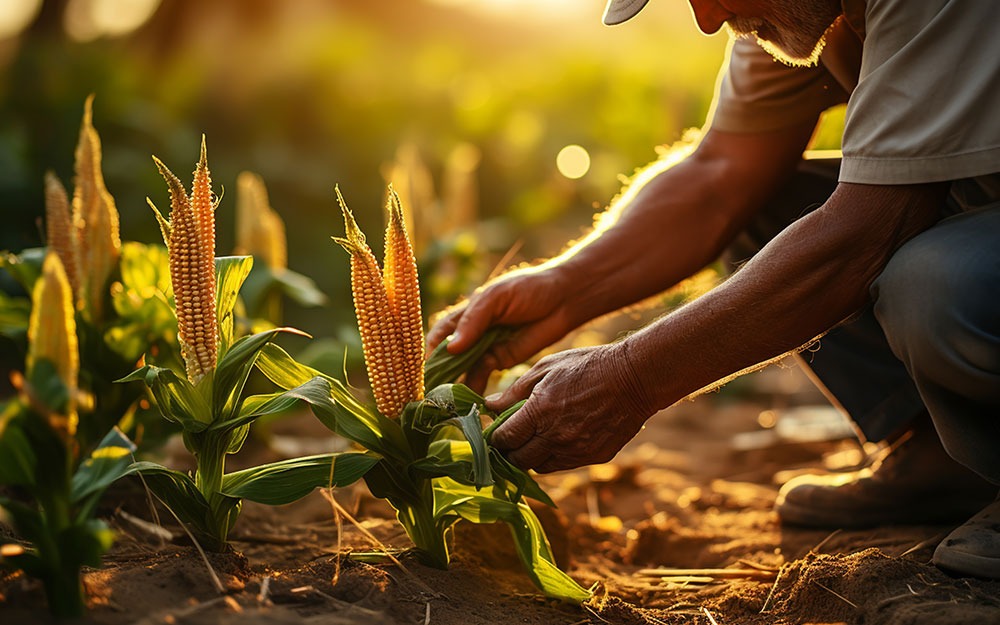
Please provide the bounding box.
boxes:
[777,498,989,529]
[933,545,1000,579]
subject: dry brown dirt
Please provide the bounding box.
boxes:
[2,366,999,625]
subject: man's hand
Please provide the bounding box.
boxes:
[486,342,654,473]
[426,265,579,392]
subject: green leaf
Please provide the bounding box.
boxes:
[0,496,44,544]
[117,365,211,430]
[0,290,30,340]
[56,519,115,568]
[0,248,45,293]
[0,404,36,487]
[26,358,71,415]
[423,383,486,414]
[221,452,379,505]
[488,448,554,507]
[408,440,476,484]
[255,343,406,455]
[482,400,525,442]
[119,242,172,295]
[71,428,137,511]
[444,404,492,488]
[106,242,175,363]
[212,376,331,434]
[215,255,254,358]
[414,385,495,488]
[436,482,591,603]
[226,424,251,455]
[212,327,308,423]
[125,461,215,539]
[241,265,328,316]
[272,268,328,307]
[424,327,512,390]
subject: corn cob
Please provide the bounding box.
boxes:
[71,94,121,322]
[334,186,427,418]
[149,137,218,385]
[44,171,82,300]
[26,253,79,438]
[235,171,287,270]
[383,186,424,403]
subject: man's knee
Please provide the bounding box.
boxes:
[873,210,1000,401]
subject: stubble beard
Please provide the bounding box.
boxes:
[726,0,843,67]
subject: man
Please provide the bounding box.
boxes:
[427,0,1000,578]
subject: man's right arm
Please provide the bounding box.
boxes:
[428,120,820,390]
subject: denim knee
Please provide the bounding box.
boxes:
[872,210,1000,403]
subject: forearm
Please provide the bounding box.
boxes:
[547,149,740,324]
[623,182,948,412]
[546,127,815,329]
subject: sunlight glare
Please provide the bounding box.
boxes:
[556,144,591,180]
[425,0,581,18]
[0,0,42,40]
[65,0,160,42]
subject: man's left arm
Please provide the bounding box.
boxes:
[623,181,949,409]
[489,182,947,472]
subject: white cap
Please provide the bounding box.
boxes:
[602,0,651,26]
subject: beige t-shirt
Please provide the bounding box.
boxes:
[708,0,1000,190]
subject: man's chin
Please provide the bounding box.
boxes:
[756,35,827,67]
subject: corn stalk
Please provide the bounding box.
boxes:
[120,140,377,552]
[258,186,591,603]
[0,253,137,618]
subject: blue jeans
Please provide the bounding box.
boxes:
[727,159,1000,484]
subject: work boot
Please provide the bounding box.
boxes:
[775,415,998,528]
[933,498,1000,579]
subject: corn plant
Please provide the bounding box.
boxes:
[234,171,327,327]
[255,186,591,603]
[0,96,177,452]
[118,139,377,552]
[0,252,137,619]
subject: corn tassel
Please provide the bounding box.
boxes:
[44,171,82,300]
[71,94,121,322]
[235,171,287,270]
[148,137,218,385]
[334,186,424,418]
[383,186,424,403]
[26,253,79,438]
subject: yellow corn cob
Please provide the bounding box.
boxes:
[333,186,415,418]
[44,171,82,300]
[26,253,79,438]
[71,94,121,322]
[235,171,287,270]
[149,137,218,385]
[383,186,424,402]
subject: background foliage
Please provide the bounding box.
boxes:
[0,0,841,383]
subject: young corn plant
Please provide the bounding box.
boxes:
[255,186,591,603]
[0,252,137,619]
[0,96,178,452]
[119,139,377,552]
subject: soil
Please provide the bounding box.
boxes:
[2,365,999,625]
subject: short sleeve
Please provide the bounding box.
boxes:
[840,0,1000,184]
[708,38,847,134]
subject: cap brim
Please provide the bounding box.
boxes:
[602,0,651,26]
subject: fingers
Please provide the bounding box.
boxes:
[447,293,498,354]
[425,306,464,355]
[506,436,553,472]
[490,402,554,471]
[489,399,537,451]
[464,316,570,393]
[464,354,498,394]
